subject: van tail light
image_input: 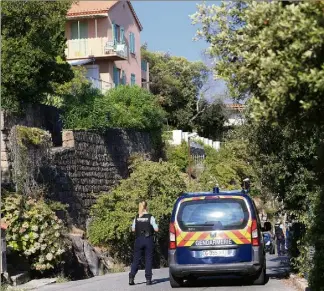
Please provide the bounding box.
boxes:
[169,222,176,249]
[251,219,260,246]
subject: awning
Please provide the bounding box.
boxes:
[67,58,94,66]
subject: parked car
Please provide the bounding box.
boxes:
[168,188,270,288]
[263,232,275,254]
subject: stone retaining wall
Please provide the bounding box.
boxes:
[45,129,153,227]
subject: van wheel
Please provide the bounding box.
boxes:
[253,267,266,285]
[170,271,184,288]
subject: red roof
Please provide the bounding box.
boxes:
[225,104,246,111]
[68,1,143,31]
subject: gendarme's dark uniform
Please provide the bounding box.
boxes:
[129,212,158,284]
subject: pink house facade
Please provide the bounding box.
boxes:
[65,1,149,92]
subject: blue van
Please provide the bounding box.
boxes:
[168,189,268,288]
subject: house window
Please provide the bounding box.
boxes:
[113,23,125,44]
[121,71,126,85]
[131,74,136,86]
[129,32,135,54]
[141,60,147,72]
[71,21,88,39]
[113,66,121,86]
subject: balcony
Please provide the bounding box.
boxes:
[66,37,128,61]
[87,77,113,94]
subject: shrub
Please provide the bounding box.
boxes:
[165,141,190,172]
[46,66,95,109]
[62,85,165,131]
[3,193,66,271]
[88,159,186,265]
[199,141,256,190]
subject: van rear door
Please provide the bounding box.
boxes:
[175,196,252,265]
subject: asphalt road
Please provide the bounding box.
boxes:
[37,255,294,291]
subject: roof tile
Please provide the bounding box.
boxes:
[68,1,118,16]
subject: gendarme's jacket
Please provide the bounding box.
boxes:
[132,211,158,236]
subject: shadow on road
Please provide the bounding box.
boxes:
[135,278,169,286]
[151,255,291,288]
[153,277,170,285]
[180,277,268,288]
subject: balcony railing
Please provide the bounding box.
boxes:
[66,37,128,61]
[87,77,113,93]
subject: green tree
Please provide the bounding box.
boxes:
[141,47,210,131]
[46,66,94,108]
[88,159,186,265]
[165,141,190,173]
[192,1,324,288]
[1,0,73,111]
[200,135,256,191]
[195,100,227,140]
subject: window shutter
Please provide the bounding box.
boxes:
[113,66,119,86]
[141,60,147,72]
[129,32,133,53]
[132,33,135,53]
[112,22,117,45]
[79,21,88,39]
[131,74,136,85]
[120,26,125,44]
[71,22,79,39]
[122,71,126,85]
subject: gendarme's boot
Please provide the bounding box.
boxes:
[146,279,152,285]
[129,274,135,286]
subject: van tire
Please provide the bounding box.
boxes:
[253,267,266,285]
[170,272,184,288]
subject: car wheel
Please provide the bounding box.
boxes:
[253,266,266,285]
[169,271,184,288]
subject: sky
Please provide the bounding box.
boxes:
[132,1,228,98]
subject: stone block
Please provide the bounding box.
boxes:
[62,130,75,148]
[1,160,9,169]
[10,271,30,286]
[1,151,8,161]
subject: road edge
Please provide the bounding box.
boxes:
[290,274,309,291]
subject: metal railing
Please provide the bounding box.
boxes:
[66,38,128,59]
[86,77,113,93]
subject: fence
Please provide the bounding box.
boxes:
[192,154,205,165]
[168,130,221,151]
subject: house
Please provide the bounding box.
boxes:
[224,103,245,127]
[65,0,149,92]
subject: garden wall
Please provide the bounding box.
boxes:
[1,105,62,185]
[43,129,154,228]
[0,107,154,227]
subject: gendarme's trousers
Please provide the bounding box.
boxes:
[276,239,285,255]
[129,236,154,280]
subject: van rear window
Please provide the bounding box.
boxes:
[177,198,249,232]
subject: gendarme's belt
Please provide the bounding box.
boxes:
[140,231,151,237]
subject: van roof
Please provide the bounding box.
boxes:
[181,190,246,198]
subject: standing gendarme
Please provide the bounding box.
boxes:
[129,201,159,286]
